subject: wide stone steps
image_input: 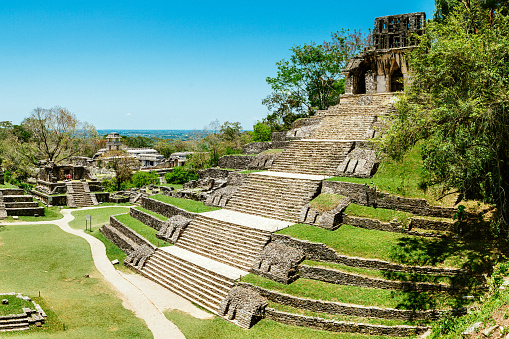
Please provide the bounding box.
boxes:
[176,216,270,271]
[225,174,321,222]
[316,104,392,116]
[270,141,353,176]
[2,196,33,202]
[0,318,30,332]
[310,115,377,140]
[139,249,236,313]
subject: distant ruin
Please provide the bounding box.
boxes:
[342,12,426,95]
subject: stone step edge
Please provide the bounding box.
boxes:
[152,251,235,287]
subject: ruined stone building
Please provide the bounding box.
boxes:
[342,12,426,95]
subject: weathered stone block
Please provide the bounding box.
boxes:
[218,286,267,329]
[251,242,305,284]
[156,215,192,243]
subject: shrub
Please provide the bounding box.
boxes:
[131,171,159,188]
[252,122,272,142]
[164,167,198,184]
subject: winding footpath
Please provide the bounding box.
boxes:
[0,206,212,339]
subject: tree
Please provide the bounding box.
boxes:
[252,122,272,142]
[434,0,509,22]
[131,170,159,188]
[103,150,139,191]
[22,106,97,164]
[380,1,509,232]
[263,30,370,130]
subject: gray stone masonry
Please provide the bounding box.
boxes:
[321,181,456,218]
[248,153,281,170]
[130,207,164,230]
[198,168,232,180]
[99,224,138,254]
[109,215,156,250]
[336,147,379,178]
[156,215,192,243]
[286,118,321,139]
[239,282,467,321]
[242,142,273,155]
[342,215,406,233]
[218,286,268,329]
[251,242,305,284]
[299,265,459,292]
[141,197,196,220]
[272,234,469,276]
[124,245,155,270]
[265,309,429,337]
[300,197,351,230]
[204,186,239,208]
[218,155,254,170]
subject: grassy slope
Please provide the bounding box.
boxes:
[327,144,457,207]
[277,224,495,271]
[241,274,472,311]
[114,213,171,247]
[0,295,33,316]
[165,310,398,339]
[150,194,220,213]
[0,223,151,338]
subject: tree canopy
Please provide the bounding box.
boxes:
[263,30,370,131]
[381,1,509,231]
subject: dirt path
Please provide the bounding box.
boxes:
[1,206,212,338]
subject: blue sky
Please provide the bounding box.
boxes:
[0,0,434,130]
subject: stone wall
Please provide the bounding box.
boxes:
[272,234,468,276]
[141,197,196,220]
[409,217,455,232]
[95,192,109,203]
[286,118,321,139]
[198,168,232,180]
[265,309,429,337]
[130,207,164,231]
[110,215,155,249]
[242,142,273,155]
[218,155,254,170]
[30,190,67,206]
[342,215,406,233]
[321,181,456,218]
[299,265,457,292]
[248,153,281,170]
[239,282,464,321]
[6,207,45,216]
[299,197,350,230]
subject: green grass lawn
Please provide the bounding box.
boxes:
[0,294,33,316]
[68,207,132,271]
[165,309,401,339]
[0,223,151,338]
[326,144,457,207]
[344,204,415,225]
[241,274,472,311]
[310,194,345,211]
[135,206,168,221]
[114,213,171,247]
[0,183,18,189]
[277,224,496,272]
[150,194,220,213]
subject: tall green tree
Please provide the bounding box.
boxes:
[263,30,370,130]
[381,1,509,232]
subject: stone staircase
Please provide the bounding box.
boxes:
[225,173,322,222]
[310,114,378,140]
[66,181,98,208]
[269,140,354,176]
[1,189,44,217]
[315,103,393,117]
[137,247,241,313]
[176,214,271,271]
[0,317,29,332]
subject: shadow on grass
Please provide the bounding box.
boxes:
[384,234,498,311]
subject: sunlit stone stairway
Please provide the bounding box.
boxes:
[225,172,322,222]
[269,140,354,176]
[66,181,98,207]
[175,213,272,271]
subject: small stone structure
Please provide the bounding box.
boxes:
[343,12,426,95]
[300,197,351,230]
[124,245,155,270]
[0,293,46,332]
[252,242,305,284]
[336,147,379,178]
[218,286,268,329]
[37,164,92,182]
[156,215,191,243]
